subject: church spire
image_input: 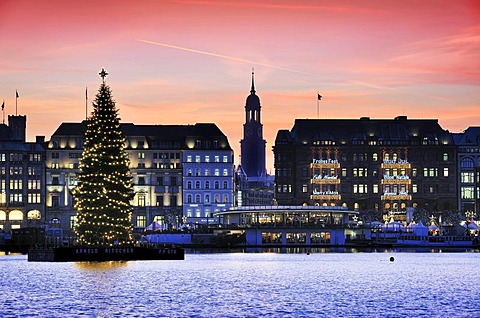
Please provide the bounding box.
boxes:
[250,68,256,95]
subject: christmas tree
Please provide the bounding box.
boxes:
[74,69,134,246]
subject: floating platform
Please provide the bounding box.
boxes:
[27,246,184,262]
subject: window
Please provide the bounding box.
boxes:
[443,168,449,177]
[205,181,210,189]
[195,169,201,176]
[137,163,145,168]
[215,156,220,163]
[214,169,220,176]
[205,156,210,163]
[51,196,59,207]
[412,184,417,193]
[341,168,347,177]
[156,177,163,186]
[156,195,164,206]
[28,180,41,190]
[214,181,219,189]
[51,152,59,159]
[137,152,145,159]
[136,215,146,227]
[29,154,41,161]
[138,176,146,185]
[443,153,449,161]
[170,176,177,186]
[461,172,474,183]
[195,181,200,189]
[223,156,228,163]
[223,169,228,176]
[187,155,192,163]
[302,185,308,193]
[205,169,210,176]
[214,194,220,203]
[461,187,474,199]
[205,194,210,203]
[223,181,228,189]
[412,168,417,177]
[372,153,378,161]
[28,193,41,204]
[138,195,145,207]
[187,169,192,176]
[195,194,201,203]
[170,195,177,206]
[223,194,228,203]
[461,158,474,168]
[187,181,192,189]
[187,195,192,203]
[195,155,200,163]
[10,179,23,190]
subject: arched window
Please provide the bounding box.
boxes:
[223,194,228,203]
[461,158,474,168]
[214,181,220,189]
[9,210,23,220]
[28,210,41,219]
[205,181,210,189]
[195,194,201,203]
[392,153,398,162]
[187,195,192,204]
[205,194,210,203]
[187,181,192,189]
[195,181,200,189]
[443,153,449,161]
[214,194,220,203]
[223,181,228,189]
[354,202,359,210]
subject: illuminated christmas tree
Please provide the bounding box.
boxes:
[74,68,134,246]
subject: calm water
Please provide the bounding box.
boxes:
[1,249,480,318]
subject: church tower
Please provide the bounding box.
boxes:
[240,70,267,179]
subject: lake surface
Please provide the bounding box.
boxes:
[1,249,479,317]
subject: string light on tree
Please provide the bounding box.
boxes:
[73,69,134,247]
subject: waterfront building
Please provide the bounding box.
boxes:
[452,127,480,216]
[215,205,360,246]
[236,71,274,206]
[0,115,45,232]
[46,122,233,235]
[273,116,457,222]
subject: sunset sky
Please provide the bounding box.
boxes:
[1,0,479,171]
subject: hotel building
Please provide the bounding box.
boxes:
[273,116,457,221]
[45,122,233,235]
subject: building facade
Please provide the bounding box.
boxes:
[274,116,457,222]
[452,127,480,216]
[45,122,233,235]
[0,115,46,232]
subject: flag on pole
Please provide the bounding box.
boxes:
[16,90,19,98]
[317,93,322,100]
[1,100,4,110]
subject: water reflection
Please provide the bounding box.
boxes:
[1,252,480,317]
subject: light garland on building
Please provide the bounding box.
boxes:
[73,72,134,247]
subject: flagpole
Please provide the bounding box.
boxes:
[15,90,18,115]
[317,95,319,119]
[2,99,4,124]
[85,87,88,120]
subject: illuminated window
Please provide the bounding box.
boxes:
[443,153,449,161]
[138,195,145,207]
[223,156,228,163]
[137,152,145,159]
[443,168,449,177]
[136,215,146,227]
